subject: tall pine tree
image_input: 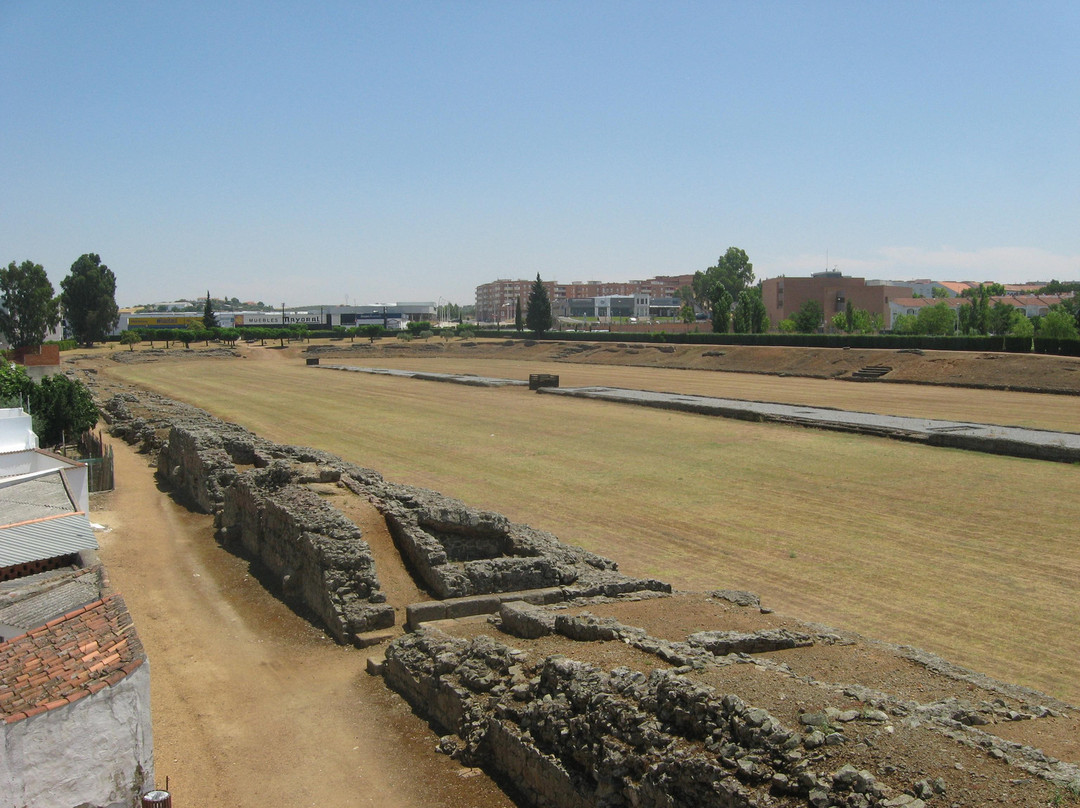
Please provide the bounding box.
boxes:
[202,291,216,329]
[525,274,552,337]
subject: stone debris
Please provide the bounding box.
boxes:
[688,628,816,656]
[373,480,669,601]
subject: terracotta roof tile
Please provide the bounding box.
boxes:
[0,594,146,723]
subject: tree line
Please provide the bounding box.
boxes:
[1,254,119,348]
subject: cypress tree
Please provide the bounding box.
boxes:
[525,275,552,337]
[202,291,216,329]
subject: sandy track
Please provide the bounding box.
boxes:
[92,439,513,808]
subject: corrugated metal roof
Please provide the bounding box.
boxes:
[0,471,75,526]
[0,513,98,568]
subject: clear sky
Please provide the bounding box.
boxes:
[2,2,1078,308]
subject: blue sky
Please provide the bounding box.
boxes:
[2,2,1078,308]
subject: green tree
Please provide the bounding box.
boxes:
[1038,309,1080,340]
[0,359,34,405]
[711,290,733,333]
[918,301,957,335]
[834,306,881,334]
[931,286,950,298]
[514,297,524,332]
[679,302,695,323]
[732,287,767,334]
[692,247,754,313]
[120,330,142,351]
[971,285,991,334]
[1008,312,1034,338]
[30,374,99,447]
[202,291,216,329]
[176,328,196,348]
[988,301,1015,336]
[525,274,553,336]
[361,324,382,343]
[792,300,824,333]
[1037,280,1080,295]
[0,260,61,348]
[60,253,119,346]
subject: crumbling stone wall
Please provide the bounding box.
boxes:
[383,628,898,808]
[99,386,664,641]
[101,392,393,643]
[218,461,393,640]
[374,481,669,600]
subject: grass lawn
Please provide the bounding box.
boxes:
[102,350,1080,704]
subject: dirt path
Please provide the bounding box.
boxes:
[321,490,432,616]
[92,438,513,808]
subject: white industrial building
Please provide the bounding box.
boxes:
[116,302,437,333]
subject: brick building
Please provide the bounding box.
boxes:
[760,272,915,330]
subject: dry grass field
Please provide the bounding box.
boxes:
[322,352,1080,432]
[95,346,1080,705]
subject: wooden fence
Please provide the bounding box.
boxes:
[77,430,115,493]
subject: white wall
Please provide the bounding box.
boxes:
[0,663,155,808]
[0,409,38,452]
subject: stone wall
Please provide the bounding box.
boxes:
[99,386,663,641]
[374,480,669,600]
[100,387,666,626]
[102,393,393,643]
[383,628,877,808]
[218,462,393,640]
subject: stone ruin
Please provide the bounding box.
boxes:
[87,376,1080,808]
[99,388,666,644]
[376,481,668,601]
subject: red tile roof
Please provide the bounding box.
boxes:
[0,594,145,723]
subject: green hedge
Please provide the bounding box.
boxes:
[474,330,1055,354]
[1034,337,1080,357]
